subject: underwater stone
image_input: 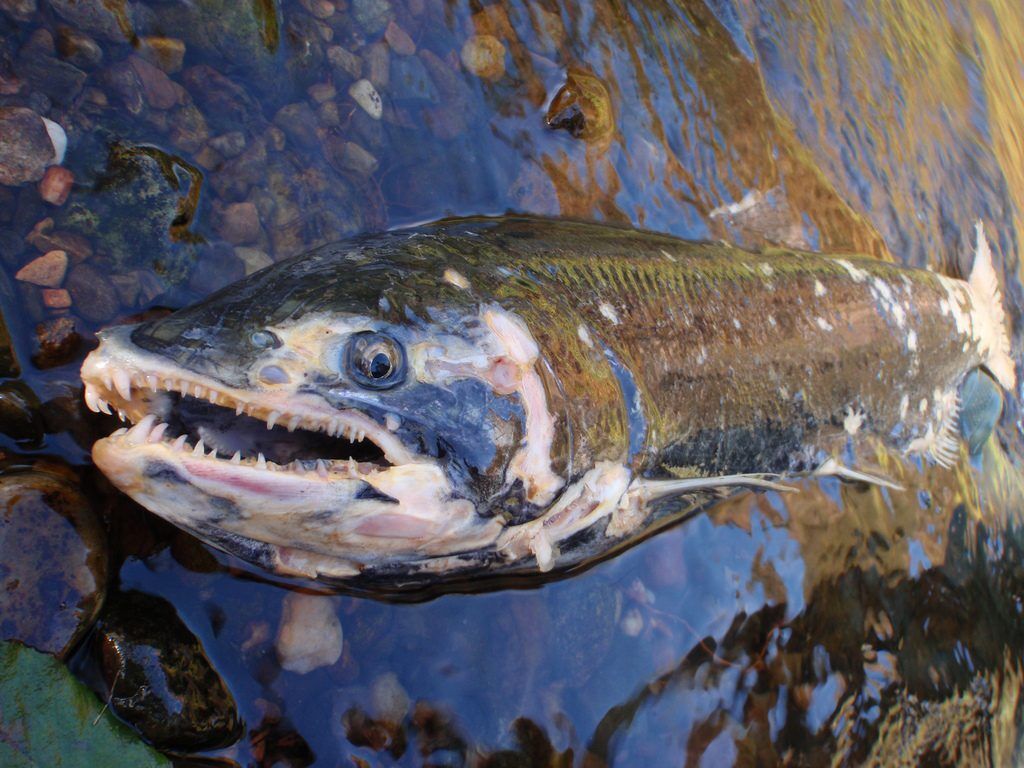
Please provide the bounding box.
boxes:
[460,35,506,81]
[49,0,134,42]
[0,108,59,186]
[66,263,119,323]
[16,250,68,287]
[136,36,186,74]
[349,78,383,119]
[55,27,104,69]
[94,590,242,750]
[32,316,80,368]
[275,592,343,674]
[0,464,106,658]
[352,0,393,34]
[545,69,615,144]
[38,166,74,206]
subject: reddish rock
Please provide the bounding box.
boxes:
[128,55,179,110]
[216,202,261,245]
[32,316,80,369]
[41,288,71,309]
[385,21,415,56]
[65,263,119,322]
[16,249,68,287]
[137,36,186,74]
[0,107,57,186]
[38,166,74,205]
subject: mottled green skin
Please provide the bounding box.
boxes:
[412,218,980,480]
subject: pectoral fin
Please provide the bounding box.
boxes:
[813,457,904,491]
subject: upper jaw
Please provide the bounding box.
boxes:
[81,324,417,475]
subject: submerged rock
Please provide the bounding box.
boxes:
[275,592,343,674]
[0,381,45,447]
[0,107,60,186]
[94,590,242,750]
[0,464,106,658]
[545,69,615,144]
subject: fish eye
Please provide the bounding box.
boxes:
[346,332,405,390]
[250,330,280,349]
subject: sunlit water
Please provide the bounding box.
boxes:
[2,0,1024,764]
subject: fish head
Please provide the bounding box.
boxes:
[81,238,570,581]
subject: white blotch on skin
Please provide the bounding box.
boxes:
[759,263,774,277]
[442,269,470,290]
[836,259,869,283]
[899,394,909,420]
[660,249,676,262]
[599,302,620,325]
[907,329,917,351]
[814,279,826,297]
[815,317,834,332]
[768,315,777,327]
[919,398,929,414]
[275,593,343,674]
[577,324,594,348]
[843,406,865,436]
[733,318,742,330]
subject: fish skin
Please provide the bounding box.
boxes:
[81,217,1014,587]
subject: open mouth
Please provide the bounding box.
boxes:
[81,350,415,480]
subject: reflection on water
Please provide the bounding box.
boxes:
[1,0,1024,764]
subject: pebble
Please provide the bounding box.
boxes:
[363,42,390,89]
[349,78,383,120]
[273,102,320,150]
[308,82,336,103]
[0,465,106,659]
[49,0,134,41]
[0,108,60,186]
[65,263,119,322]
[0,382,44,447]
[128,54,180,110]
[327,138,378,177]
[216,201,261,245]
[384,20,416,56]
[94,590,241,749]
[16,249,68,287]
[25,220,92,262]
[352,0,393,34]
[41,288,71,309]
[38,166,74,206]
[137,36,186,74]
[208,131,246,158]
[0,0,35,22]
[370,673,410,726]
[460,35,506,81]
[545,69,615,143]
[327,45,362,81]
[32,316,80,368]
[55,27,104,69]
[275,592,343,674]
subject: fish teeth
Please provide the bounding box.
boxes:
[101,371,113,391]
[231,451,241,464]
[209,391,220,404]
[147,422,169,443]
[146,375,158,391]
[267,411,280,430]
[236,402,245,416]
[257,453,267,469]
[98,398,112,415]
[111,427,128,438]
[192,439,205,457]
[355,429,365,443]
[316,459,329,478]
[329,419,340,437]
[172,434,188,451]
[287,416,300,432]
[113,370,132,400]
[126,414,157,445]
[85,387,100,413]
[291,461,305,474]
[118,409,127,422]
[385,414,401,432]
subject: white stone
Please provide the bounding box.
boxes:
[349,78,382,120]
[275,592,343,674]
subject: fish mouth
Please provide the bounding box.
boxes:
[81,328,416,483]
[80,325,503,580]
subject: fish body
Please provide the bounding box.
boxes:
[80,217,1015,587]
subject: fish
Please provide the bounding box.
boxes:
[80,216,1016,587]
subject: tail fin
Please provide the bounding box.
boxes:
[968,221,1016,391]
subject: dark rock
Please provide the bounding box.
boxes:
[215,201,261,245]
[181,65,259,132]
[327,45,361,82]
[545,69,615,144]
[352,0,393,34]
[0,107,56,186]
[136,36,185,74]
[0,381,44,447]
[128,55,179,110]
[0,464,107,658]
[94,590,242,749]
[65,263,119,323]
[390,55,438,103]
[325,137,378,177]
[384,20,415,56]
[49,0,134,42]
[210,137,266,200]
[208,131,246,159]
[272,102,320,150]
[32,316,80,368]
[168,102,210,153]
[283,13,325,87]
[55,27,103,69]
[25,219,92,262]
[362,41,390,89]
[99,59,145,114]
[0,0,35,23]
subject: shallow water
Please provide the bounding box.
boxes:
[2,0,1024,764]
